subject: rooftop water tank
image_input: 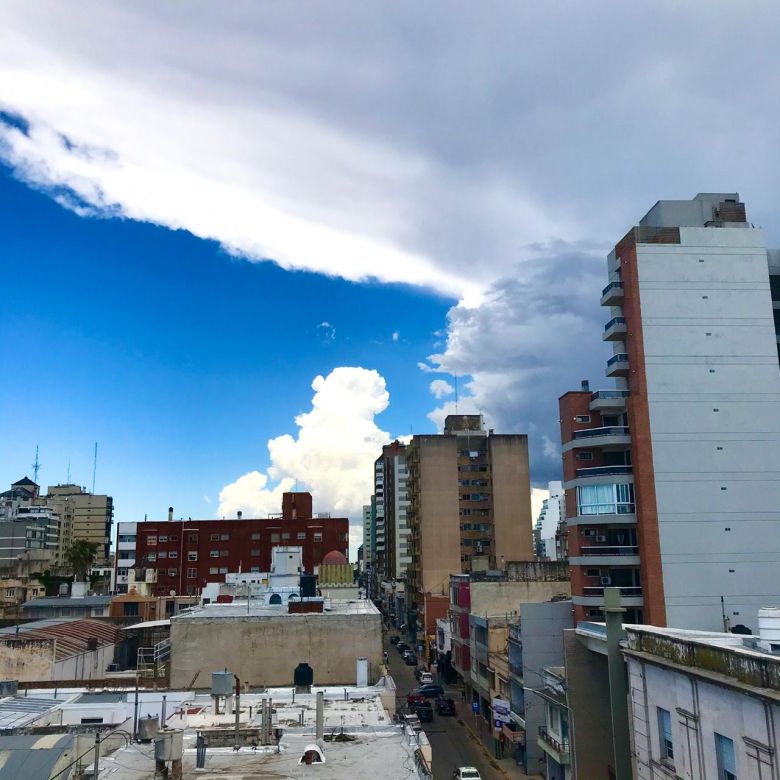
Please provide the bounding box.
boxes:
[294,662,314,689]
[211,671,234,697]
[0,681,17,697]
[758,607,780,642]
[154,729,184,762]
[138,715,159,743]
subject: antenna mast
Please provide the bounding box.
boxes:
[32,446,41,483]
[66,460,71,484]
[91,442,98,493]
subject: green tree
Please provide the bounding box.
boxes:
[64,540,99,581]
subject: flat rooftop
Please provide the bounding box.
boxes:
[173,598,379,620]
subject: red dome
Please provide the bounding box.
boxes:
[322,550,349,565]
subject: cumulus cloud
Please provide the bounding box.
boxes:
[2,3,780,306]
[218,367,391,552]
[424,242,609,486]
[429,379,454,399]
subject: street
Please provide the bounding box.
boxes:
[384,632,507,780]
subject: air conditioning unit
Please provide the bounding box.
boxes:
[583,529,598,537]
[596,535,607,543]
[600,576,612,586]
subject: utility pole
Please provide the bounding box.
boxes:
[92,731,101,778]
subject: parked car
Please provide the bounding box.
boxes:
[419,671,434,685]
[407,692,426,707]
[436,696,456,715]
[414,666,426,681]
[396,642,410,654]
[389,635,400,645]
[404,653,418,666]
[416,683,444,698]
[452,768,481,780]
[412,700,433,722]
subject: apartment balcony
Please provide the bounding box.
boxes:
[600,281,624,306]
[605,352,629,377]
[573,585,643,608]
[569,545,640,567]
[575,464,632,478]
[564,426,630,452]
[603,316,627,341]
[565,512,636,527]
[589,389,629,413]
[538,726,570,766]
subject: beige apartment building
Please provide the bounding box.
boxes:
[406,415,534,640]
[46,485,114,565]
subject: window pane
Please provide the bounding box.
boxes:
[715,733,736,779]
[657,707,673,760]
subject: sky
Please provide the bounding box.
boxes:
[2,2,780,555]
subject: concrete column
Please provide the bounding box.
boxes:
[605,587,631,780]
[316,691,324,743]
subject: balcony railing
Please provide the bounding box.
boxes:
[572,426,629,440]
[591,390,630,401]
[538,726,569,755]
[606,353,629,367]
[575,465,633,477]
[604,316,626,331]
[582,586,643,597]
[580,545,638,556]
[602,281,623,298]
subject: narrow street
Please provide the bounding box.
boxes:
[384,632,507,780]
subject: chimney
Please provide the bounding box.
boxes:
[168,506,174,522]
[237,510,242,520]
[581,379,590,392]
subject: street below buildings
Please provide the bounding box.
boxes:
[384,631,513,780]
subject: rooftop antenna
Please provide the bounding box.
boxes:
[66,460,72,484]
[91,442,98,494]
[32,446,41,483]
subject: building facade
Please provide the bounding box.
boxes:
[534,481,564,560]
[560,193,780,629]
[116,493,348,596]
[46,484,114,565]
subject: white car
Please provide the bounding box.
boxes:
[452,768,482,780]
[419,671,434,685]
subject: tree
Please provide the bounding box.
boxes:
[64,540,98,582]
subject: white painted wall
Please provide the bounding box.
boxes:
[637,227,780,630]
[393,453,411,579]
[628,656,779,780]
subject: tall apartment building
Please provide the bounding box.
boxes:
[406,415,534,640]
[46,484,113,565]
[115,492,348,596]
[560,193,780,629]
[362,504,373,573]
[0,479,60,572]
[534,480,564,560]
[372,441,411,583]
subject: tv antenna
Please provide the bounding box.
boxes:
[32,446,41,483]
[91,442,98,493]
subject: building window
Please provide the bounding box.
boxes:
[313,532,323,542]
[159,535,168,543]
[170,535,178,542]
[577,483,635,515]
[220,534,229,541]
[167,568,177,576]
[281,532,290,540]
[219,567,228,574]
[576,451,594,461]
[251,533,261,540]
[657,707,674,761]
[146,553,157,562]
[210,534,220,541]
[250,566,260,573]
[220,550,228,557]
[168,551,178,559]
[188,551,198,561]
[574,415,591,423]
[123,602,139,617]
[210,550,220,558]
[187,568,197,578]
[118,534,136,543]
[209,567,219,575]
[715,733,737,780]
[158,551,168,559]
[188,534,197,543]
[297,532,306,540]
[585,568,600,577]
[147,536,157,546]
[251,549,260,556]
[271,533,280,543]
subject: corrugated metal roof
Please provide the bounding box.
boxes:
[0,733,73,780]
[0,697,63,730]
[0,618,121,661]
[21,596,111,609]
[120,619,170,631]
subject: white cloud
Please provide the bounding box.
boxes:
[316,321,336,342]
[429,379,454,399]
[218,367,391,553]
[531,487,549,523]
[203,495,212,505]
[391,331,399,342]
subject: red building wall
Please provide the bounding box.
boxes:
[134,515,349,595]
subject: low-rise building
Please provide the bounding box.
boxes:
[22,593,111,620]
[536,667,571,780]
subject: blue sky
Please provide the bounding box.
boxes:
[0,170,453,524]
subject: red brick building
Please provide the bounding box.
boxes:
[129,492,349,596]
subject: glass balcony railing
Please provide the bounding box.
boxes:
[575,465,633,477]
[601,281,624,297]
[604,316,626,331]
[572,426,629,439]
[580,545,638,556]
[582,586,643,597]
[590,390,630,401]
[606,353,629,367]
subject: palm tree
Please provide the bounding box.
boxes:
[64,540,98,582]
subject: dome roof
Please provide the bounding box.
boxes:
[322,549,349,565]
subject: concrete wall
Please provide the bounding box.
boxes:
[469,580,571,619]
[637,227,780,629]
[0,640,114,682]
[169,612,383,688]
[490,436,534,563]
[628,655,780,780]
[522,601,572,776]
[563,629,613,779]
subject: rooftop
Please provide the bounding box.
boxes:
[172,598,379,621]
[0,618,121,660]
[0,734,73,780]
[22,595,111,609]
